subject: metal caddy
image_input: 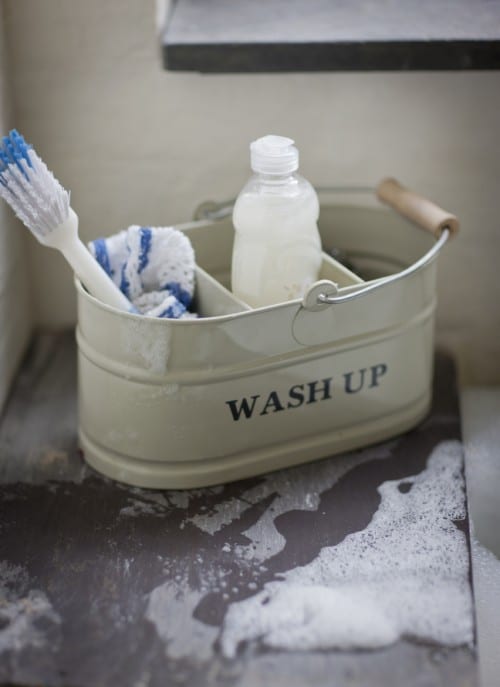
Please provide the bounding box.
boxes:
[76,179,459,489]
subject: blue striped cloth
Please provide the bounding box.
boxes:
[89,226,196,318]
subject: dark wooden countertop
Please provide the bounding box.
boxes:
[0,334,478,687]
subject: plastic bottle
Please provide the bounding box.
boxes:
[231,135,322,308]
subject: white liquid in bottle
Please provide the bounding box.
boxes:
[231,135,322,308]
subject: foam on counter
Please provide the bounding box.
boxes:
[221,440,474,656]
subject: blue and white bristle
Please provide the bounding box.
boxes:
[90,225,196,319]
[0,129,69,237]
[0,130,195,319]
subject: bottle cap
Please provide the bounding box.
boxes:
[250,135,299,175]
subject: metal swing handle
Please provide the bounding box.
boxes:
[313,179,459,308]
[193,179,460,309]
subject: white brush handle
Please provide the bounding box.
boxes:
[38,208,133,312]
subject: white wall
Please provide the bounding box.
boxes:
[3,0,500,384]
[0,2,31,412]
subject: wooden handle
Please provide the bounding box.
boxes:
[376,178,459,237]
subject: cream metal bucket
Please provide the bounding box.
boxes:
[76,179,459,489]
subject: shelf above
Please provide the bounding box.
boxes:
[162,0,500,73]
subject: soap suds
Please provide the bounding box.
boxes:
[145,580,218,662]
[119,490,171,517]
[138,439,473,667]
[117,486,209,518]
[121,318,172,375]
[221,440,473,657]
[188,442,394,560]
[0,562,61,656]
[119,499,161,518]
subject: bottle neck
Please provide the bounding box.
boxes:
[254,171,298,186]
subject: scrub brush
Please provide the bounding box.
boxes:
[0,130,133,312]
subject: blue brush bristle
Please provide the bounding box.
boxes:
[0,128,72,240]
[0,130,33,183]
